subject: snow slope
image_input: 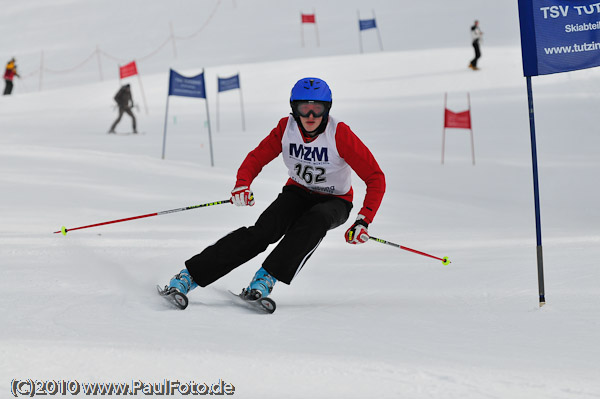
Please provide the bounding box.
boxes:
[1,1,600,398]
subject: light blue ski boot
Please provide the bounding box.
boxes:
[168,269,198,295]
[242,267,277,300]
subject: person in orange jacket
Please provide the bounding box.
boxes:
[3,58,20,95]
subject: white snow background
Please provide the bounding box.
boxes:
[1,0,599,398]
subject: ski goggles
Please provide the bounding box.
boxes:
[292,101,329,118]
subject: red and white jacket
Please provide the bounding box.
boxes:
[235,115,385,224]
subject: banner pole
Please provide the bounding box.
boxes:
[239,73,246,131]
[162,94,171,160]
[170,21,178,58]
[526,76,546,307]
[203,69,215,167]
[441,92,447,164]
[468,92,475,165]
[136,67,149,115]
[96,45,103,81]
[373,9,384,51]
[357,10,363,54]
[216,76,220,132]
[314,8,320,47]
[300,12,305,47]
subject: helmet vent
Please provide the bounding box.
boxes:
[290,77,332,103]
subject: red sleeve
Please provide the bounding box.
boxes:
[335,122,386,224]
[234,117,287,188]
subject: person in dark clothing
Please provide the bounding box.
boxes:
[469,20,483,70]
[108,84,137,133]
[3,58,20,95]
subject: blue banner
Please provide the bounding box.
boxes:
[218,75,240,92]
[168,69,206,98]
[359,18,377,31]
[519,0,600,76]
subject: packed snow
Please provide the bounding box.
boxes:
[1,1,599,398]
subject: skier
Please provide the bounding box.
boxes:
[3,58,20,95]
[108,84,137,133]
[162,77,386,308]
[469,20,483,71]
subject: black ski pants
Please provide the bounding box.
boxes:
[110,106,136,132]
[470,40,481,68]
[3,80,13,95]
[185,185,352,286]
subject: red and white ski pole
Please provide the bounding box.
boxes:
[54,199,232,236]
[369,236,451,265]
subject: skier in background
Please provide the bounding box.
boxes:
[108,84,137,133]
[3,58,20,95]
[469,20,483,71]
[163,77,386,306]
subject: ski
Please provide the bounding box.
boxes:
[228,290,276,314]
[156,285,275,313]
[156,285,188,310]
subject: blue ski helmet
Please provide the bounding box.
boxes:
[290,77,332,103]
[290,77,332,136]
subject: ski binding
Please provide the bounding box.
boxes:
[157,285,189,310]
[229,290,276,314]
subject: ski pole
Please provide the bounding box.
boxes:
[54,199,232,236]
[369,236,451,265]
